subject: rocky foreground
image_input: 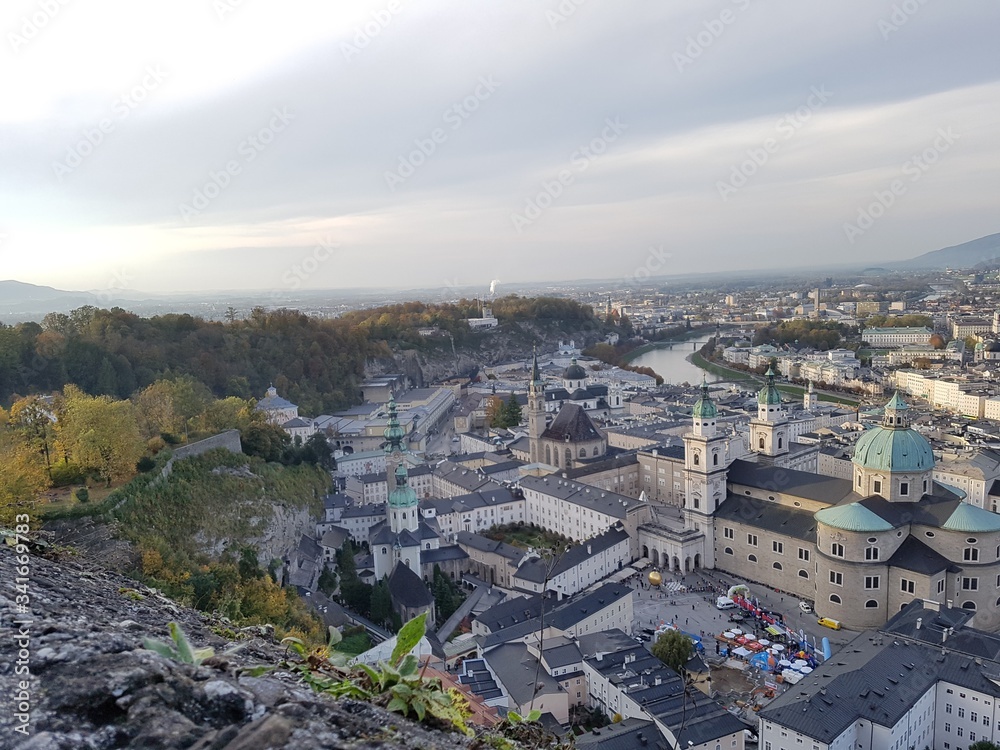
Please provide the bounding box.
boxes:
[0,546,529,750]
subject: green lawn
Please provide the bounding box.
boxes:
[481,523,569,551]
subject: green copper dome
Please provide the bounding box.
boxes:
[388,463,417,508]
[563,358,587,381]
[941,502,1000,533]
[851,392,934,473]
[757,367,782,406]
[815,502,893,532]
[692,378,717,419]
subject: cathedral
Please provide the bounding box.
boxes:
[525,354,608,469]
[639,378,1000,630]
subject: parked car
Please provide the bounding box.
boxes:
[798,601,813,614]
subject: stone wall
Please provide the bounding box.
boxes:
[160,430,243,479]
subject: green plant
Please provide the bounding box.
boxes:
[261,614,472,736]
[143,621,243,665]
[506,709,541,724]
[119,587,145,601]
[143,622,216,665]
[75,487,89,503]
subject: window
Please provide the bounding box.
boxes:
[798,569,809,578]
[748,554,758,563]
[945,703,952,714]
[798,548,810,561]
[773,541,784,554]
[901,579,915,594]
[865,600,878,608]
[972,712,978,723]
[923,479,928,492]
[900,481,908,496]
[857,475,861,487]
[873,480,882,493]
[748,534,758,547]
[724,527,734,540]
[938,579,946,594]
[759,436,765,449]
[865,547,879,561]
[830,594,841,604]
[773,562,783,571]
[694,497,700,509]
[831,543,844,557]
[965,547,980,562]
[777,437,783,449]
[694,453,700,466]
[830,571,843,586]
[381,547,387,555]
[865,576,880,589]
[724,547,733,555]
[945,723,951,733]
[963,577,979,591]
[959,708,966,718]
[714,453,719,466]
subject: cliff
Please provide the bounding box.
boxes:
[0,547,558,749]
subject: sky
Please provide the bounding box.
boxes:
[2,0,1000,295]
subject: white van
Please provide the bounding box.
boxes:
[716,596,737,610]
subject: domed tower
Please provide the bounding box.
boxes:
[852,392,935,501]
[749,367,788,464]
[527,351,546,463]
[683,379,726,568]
[562,358,587,391]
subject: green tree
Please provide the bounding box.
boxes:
[484,396,506,428]
[0,409,49,526]
[968,742,1000,750]
[318,565,338,596]
[652,630,693,675]
[371,577,393,627]
[504,394,523,427]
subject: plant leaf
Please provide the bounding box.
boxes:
[354,663,381,686]
[143,638,178,660]
[391,613,426,666]
[387,696,409,715]
[169,622,196,664]
[398,653,419,677]
[239,665,277,678]
[411,696,427,722]
[327,626,342,647]
[526,709,542,723]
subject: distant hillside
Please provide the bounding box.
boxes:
[0,279,100,317]
[895,232,1000,270]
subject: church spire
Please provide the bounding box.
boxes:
[383,397,406,454]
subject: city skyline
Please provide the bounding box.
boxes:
[3,0,1000,294]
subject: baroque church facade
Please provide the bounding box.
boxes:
[637,377,1000,630]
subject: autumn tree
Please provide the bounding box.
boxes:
[9,395,56,476]
[652,630,693,675]
[134,381,181,439]
[485,396,505,428]
[0,408,49,525]
[59,386,144,485]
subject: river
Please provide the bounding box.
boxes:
[629,334,720,386]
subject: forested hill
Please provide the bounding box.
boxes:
[0,296,600,413]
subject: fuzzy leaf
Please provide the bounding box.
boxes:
[354,663,381,686]
[411,697,427,722]
[143,638,178,660]
[508,711,523,724]
[525,709,542,723]
[327,626,342,647]
[169,622,196,664]
[281,637,307,657]
[398,653,419,677]
[391,613,426,666]
[387,696,409,715]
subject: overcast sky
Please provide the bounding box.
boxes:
[2,0,999,295]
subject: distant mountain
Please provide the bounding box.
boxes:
[895,232,1000,270]
[0,280,99,318]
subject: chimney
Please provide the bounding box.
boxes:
[587,543,592,554]
[916,617,922,630]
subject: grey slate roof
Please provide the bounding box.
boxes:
[518,475,640,520]
[714,495,818,542]
[482,643,564,706]
[342,503,386,519]
[727,459,856,504]
[420,546,468,564]
[542,641,582,669]
[575,719,662,750]
[541,403,603,442]
[514,526,629,584]
[456,531,525,562]
[387,564,433,609]
[886,535,957,575]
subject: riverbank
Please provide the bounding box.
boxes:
[621,325,735,364]
[689,352,861,407]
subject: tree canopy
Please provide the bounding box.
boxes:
[652,629,693,675]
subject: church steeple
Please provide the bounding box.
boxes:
[527,349,546,463]
[691,377,717,438]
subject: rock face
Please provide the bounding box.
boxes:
[0,550,477,750]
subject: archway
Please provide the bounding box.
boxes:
[642,545,649,559]
[694,553,701,569]
[684,557,691,573]
[651,549,660,567]
[672,556,681,572]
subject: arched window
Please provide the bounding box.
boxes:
[773,562,782,571]
[830,594,842,604]
[798,569,809,579]
[713,453,719,466]
[748,554,758,563]
[381,547,387,555]
[759,436,765,450]
[963,601,977,610]
[579,448,586,458]
[724,547,734,555]
[592,447,599,456]
[865,600,878,608]
[694,453,700,466]
[545,446,551,465]
[565,448,572,465]
[778,437,783,449]
[425,543,431,550]
[693,497,699,509]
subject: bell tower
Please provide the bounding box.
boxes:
[527,351,546,463]
[682,379,726,569]
[750,367,788,466]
